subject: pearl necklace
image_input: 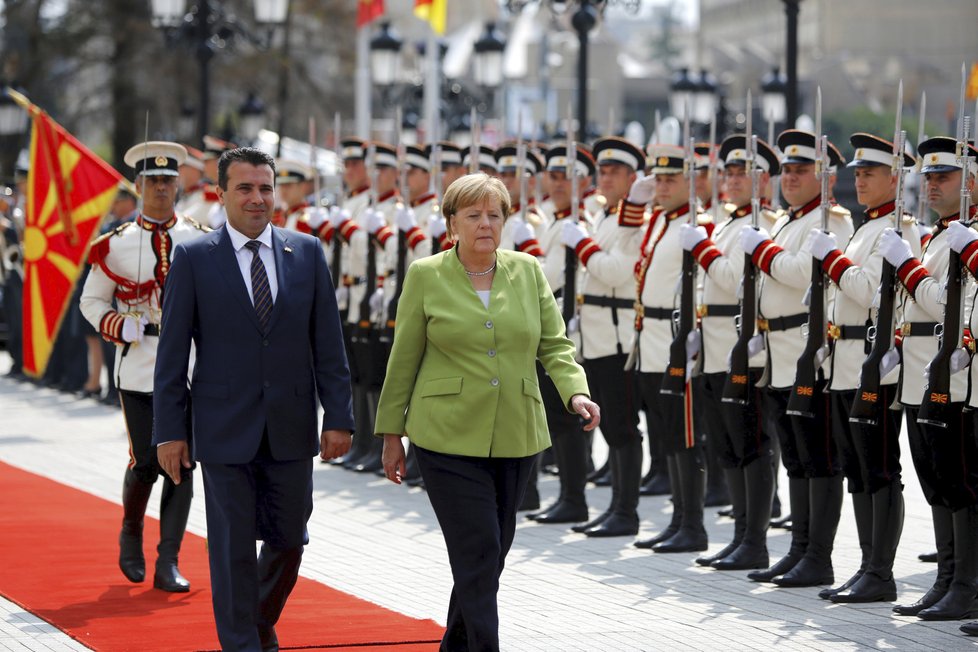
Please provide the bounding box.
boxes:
[465,261,496,277]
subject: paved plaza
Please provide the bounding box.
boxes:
[1,364,977,651]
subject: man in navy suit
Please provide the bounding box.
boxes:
[154,147,355,652]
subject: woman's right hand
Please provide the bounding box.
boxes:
[382,434,407,484]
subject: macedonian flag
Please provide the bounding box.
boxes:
[7,89,123,377]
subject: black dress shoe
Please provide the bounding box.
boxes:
[747,553,802,583]
[711,544,769,571]
[258,624,279,652]
[696,540,739,567]
[829,572,897,603]
[819,570,863,600]
[919,551,938,563]
[633,523,680,549]
[119,531,145,583]
[960,621,978,636]
[771,557,834,588]
[533,502,589,524]
[571,510,610,533]
[917,589,978,621]
[652,528,708,553]
[583,513,639,538]
[893,586,948,616]
[153,561,190,592]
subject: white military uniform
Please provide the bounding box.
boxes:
[900,219,972,405]
[347,189,398,327]
[540,204,590,294]
[80,215,209,392]
[826,203,920,391]
[755,198,854,389]
[696,204,774,374]
[576,202,643,360]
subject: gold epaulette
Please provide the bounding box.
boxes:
[829,204,851,218]
[181,215,211,232]
[696,210,713,226]
[91,221,133,245]
[722,202,738,216]
[761,207,785,221]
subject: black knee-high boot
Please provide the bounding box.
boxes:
[919,504,978,620]
[697,466,744,565]
[773,475,842,587]
[653,447,707,553]
[154,476,192,592]
[832,482,903,603]
[820,491,872,599]
[535,433,589,524]
[748,476,809,582]
[713,457,771,570]
[634,454,682,548]
[585,439,641,537]
[120,468,154,583]
[894,505,955,615]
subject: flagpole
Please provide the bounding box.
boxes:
[423,29,439,144]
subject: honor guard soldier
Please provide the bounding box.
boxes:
[79,142,210,592]
[807,133,919,602]
[343,142,400,474]
[175,145,207,222]
[694,143,722,225]
[274,160,332,245]
[404,144,437,230]
[526,144,596,529]
[883,136,978,620]
[555,136,645,535]
[629,144,709,552]
[680,135,781,570]
[495,143,546,252]
[740,130,854,586]
[943,142,978,636]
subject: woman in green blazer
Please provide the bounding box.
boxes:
[375,173,598,651]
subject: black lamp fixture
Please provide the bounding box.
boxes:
[238,92,266,144]
[0,87,29,139]
[669,67,697,122]
[369,21,404,87]
[760,66,788,125]
[473,22,506,90]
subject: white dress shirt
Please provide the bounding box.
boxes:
[226,221,279,303]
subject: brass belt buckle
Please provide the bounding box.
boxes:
[756,317,769,332]
[633,302,645,318]
[576,294,584,306]
[696,304,707,318]
[827,323,840,340]
[900,322,911,337]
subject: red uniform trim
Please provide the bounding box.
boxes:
[375,225,394,246]
[517,238,544,258]
[618,199,646,227]
[338,219,360,242]
[574,238,601,266]
[405,226,426,249]
[896,258,929,298]
[99,312,126,344]
[691,239,721,271]
[822,249,853,285]
[752,240,783,274]
[962,240,978,278]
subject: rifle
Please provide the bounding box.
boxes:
[917,67,973,428]
[357,142,379,338]
[563,104,579,327]
[661,102,698,396]
[786,88,830,417]
[915,92,930,227]
[850,83,907,424]
[469,107,480,174]
[722,92,761,405]
[383,109,409,343]
[517,112,529,224]
[330,112,345,287]
[767,108,780,210]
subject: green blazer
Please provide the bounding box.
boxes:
[374,247,590,457]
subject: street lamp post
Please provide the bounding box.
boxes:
[783,0,800,128]
[473,21,506,121]
[238,92,267,145]
[760,67,788,128]
[150,0,289,143]
[571,4,598,141]
[0,86,29,181]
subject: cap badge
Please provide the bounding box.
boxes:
[789,146,798,155]
[856,149,863,159]
[155,156,168,166]
[658,156,669,166]
[930,154,939,163]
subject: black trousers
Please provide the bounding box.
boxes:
[700,371,770,468]
[201,433,313,652]
[905,404,978,510]
[415,445,535,652]
[637,372,691,454]
[582,354,640,448]
[120,390,193,483]
[830,388,902,494]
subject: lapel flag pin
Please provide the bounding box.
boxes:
[284,246,293,253]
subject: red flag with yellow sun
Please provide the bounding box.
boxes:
[7,90,123,377]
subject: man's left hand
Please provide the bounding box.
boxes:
[570,394,601,431]
[320,429,353,460]
[561,220,588,248]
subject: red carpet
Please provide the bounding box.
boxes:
[0,460,442,651]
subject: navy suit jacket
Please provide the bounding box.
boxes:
[153,224,355,464]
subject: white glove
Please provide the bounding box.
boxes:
[947,220,978,253]
[806,228,837,261]
[511,218,535,246]
[561,220,588,248]
[748,333,765,358]
[365,209,386,234]
[395,205,418,232]
[879,228,914,268]
[369,287,384,314]
[331,205,350,224]
[739,226,771,255]
[879,347,900,378]
[951,347,971,375]
[429,215,447,240]
[121,314,148,343]
[335,285,349,307]
[306,207,329,230]
[627,174,656,204]
[679,224,708,251]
